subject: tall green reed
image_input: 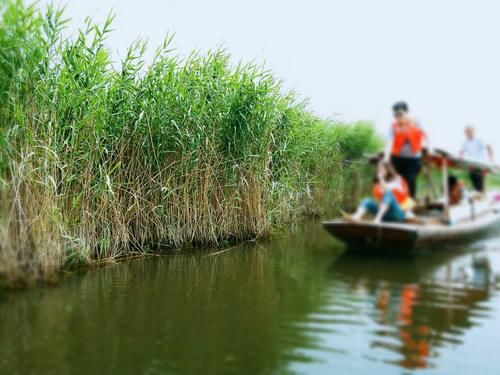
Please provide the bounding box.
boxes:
[0,0,379,285]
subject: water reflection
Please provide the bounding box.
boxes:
[326,245,500,372]
[0,223,499,374]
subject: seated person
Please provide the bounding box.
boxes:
[448,175,465,206]
[347,161,415,223]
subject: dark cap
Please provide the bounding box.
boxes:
[392,101,409,113]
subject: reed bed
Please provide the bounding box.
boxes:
[0,0,379,284]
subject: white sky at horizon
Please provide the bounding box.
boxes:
[40,0,500,159]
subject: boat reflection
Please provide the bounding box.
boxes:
[329,245,499,370]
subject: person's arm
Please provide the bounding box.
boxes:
[415,119,431,154]
[384,125,395,161]
[377,171,389,192]
[373,173,390,223]
[459,141,466,159]
[383,139,392,162]
[423,131,432,154]
[487,144,494,163]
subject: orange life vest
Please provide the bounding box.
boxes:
[373,176,409,204]
[391,120,424,156]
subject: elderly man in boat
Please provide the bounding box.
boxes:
[459,125,494,193]
[347,161,415,223]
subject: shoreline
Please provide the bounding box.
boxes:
[0,0,378,286]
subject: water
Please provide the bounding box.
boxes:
[1,222,500,375]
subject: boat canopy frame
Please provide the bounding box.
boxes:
[368,148,499,223]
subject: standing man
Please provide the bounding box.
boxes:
[385,101,428,199]
[459,125,494,193]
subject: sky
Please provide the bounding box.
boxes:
[40,0,500,158]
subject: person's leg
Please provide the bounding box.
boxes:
[391,156,419,198]
[347,198,378,222]
[362,199,379,216]
[475,171,485,192]
[391,155,405,177]
[351,198,378,220]
[469,171,477,191]
[402,157,422,198]
[381,191,406,222]
[409,158,422,198]
[405,169,417,198]
[469,170,484,192]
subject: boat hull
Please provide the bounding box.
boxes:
[323,221,419,253]
[322,210,500,254]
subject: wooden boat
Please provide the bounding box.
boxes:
[323,149,500,254]
[323,209,500,254]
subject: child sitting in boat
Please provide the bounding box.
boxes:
[347,161,415,223]
[448,175,466,206]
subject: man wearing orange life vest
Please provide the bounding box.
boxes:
[348,161,415,223]
[385,102,429,198]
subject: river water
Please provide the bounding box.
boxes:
[1,222,500,374]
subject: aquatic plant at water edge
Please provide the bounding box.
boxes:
[0,0,379,284]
